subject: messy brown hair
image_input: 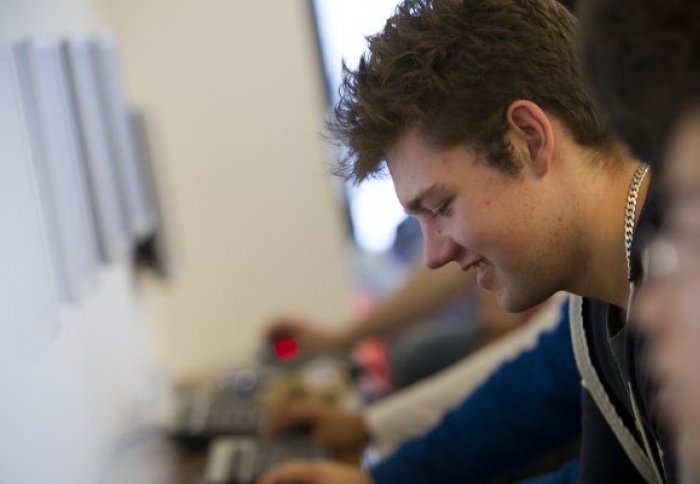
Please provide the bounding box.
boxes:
[330,0,613,182]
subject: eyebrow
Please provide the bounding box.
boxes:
[405,183,448,214]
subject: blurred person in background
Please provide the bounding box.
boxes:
[266,255,526,387]
[580,0,700,479]
[264,294,581,483]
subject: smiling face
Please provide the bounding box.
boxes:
[386,130,574,312]
[635,111,700,460]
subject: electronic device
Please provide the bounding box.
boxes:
[90,34,157,242]
[170,362,339,484]
[126,109,172,277]
[271,334,300,362]
[204,435,326,484]
[260,332,320,368]
[170,367,282,447]
[171,379,261,447]
[62,36,130,262]
[11,39,101,302]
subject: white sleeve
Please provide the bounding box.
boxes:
[364,293,566,455]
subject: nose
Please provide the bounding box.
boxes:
[421,222,461,269]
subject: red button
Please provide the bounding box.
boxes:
[274,336,299,361]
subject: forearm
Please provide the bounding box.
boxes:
[340,264,475,346]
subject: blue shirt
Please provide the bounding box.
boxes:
[370,300,581,483]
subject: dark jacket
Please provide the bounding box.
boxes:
[574,187,676,484]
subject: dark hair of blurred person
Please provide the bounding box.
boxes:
[579,0,700,168]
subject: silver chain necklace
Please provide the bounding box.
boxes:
[624,163,650,279]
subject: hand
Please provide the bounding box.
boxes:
[256,460,372,484]
[263,400,370,453]
[264,316,347,354]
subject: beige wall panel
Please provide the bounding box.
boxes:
[98,0,352,379]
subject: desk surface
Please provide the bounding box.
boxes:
[102,430,207,484]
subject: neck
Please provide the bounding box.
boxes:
[568,160,650,310]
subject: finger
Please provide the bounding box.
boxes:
[262,402,322,436]
[264,320,297,339]
[256,461,322,484]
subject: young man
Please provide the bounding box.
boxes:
[580,0,700,475]
[259,0,664,482]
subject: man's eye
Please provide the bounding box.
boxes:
[430,198,453,217]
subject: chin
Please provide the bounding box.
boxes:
[497,288,551,313]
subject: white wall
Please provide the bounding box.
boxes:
[0,0,97,40]
[0,0,352,481]
[0,1,168,482]
[97,0,352,379]
[0,266,164,484]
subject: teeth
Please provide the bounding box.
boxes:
[464,259,486,271]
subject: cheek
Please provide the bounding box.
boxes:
[676,275,700,334]
[649,279,700,388]
[450,224,476,247]
[442,206,477,246]
[450,198,533,259]
[636,285,676,387]
[669,325,700,433]
[635,285,674,337]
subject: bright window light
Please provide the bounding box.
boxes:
[313,0,407,253]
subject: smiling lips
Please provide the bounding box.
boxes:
[462,257,495,289]
[462,257,488,272]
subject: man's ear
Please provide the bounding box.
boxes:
[505,100,554,177]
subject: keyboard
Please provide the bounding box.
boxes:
[171,369,267,447]
[204,435,326,484]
